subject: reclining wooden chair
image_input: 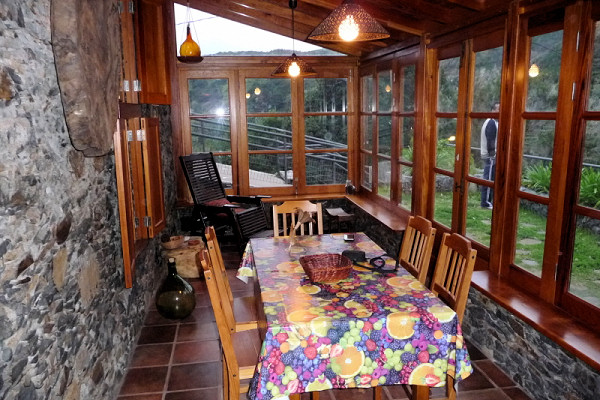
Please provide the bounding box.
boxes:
[180,152,272,250]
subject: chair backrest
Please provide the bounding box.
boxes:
[399,215,436,284]
[199,250,240,383]
[272,200,324,237]
[180,152,227,205]
[430,233,477,322]
[204,226,236,332]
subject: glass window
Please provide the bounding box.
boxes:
[588,22,600,111]
[579,121,600,210]
[400,166,413,209]
[514,199,548,278]
[247,117,292,151]
[191,118,231,153]
[248,154,292,187]
[378,70,393,112]
[400,117,414,161]
[570,217,600,307]
[304,78,348,112]
[436,119,457,170]
[188,79,232,154]
[305,116,347,147]
[362,153,372,189]
[434,173,453,228]
[361,115,374,150]
[189,79,230,115]
[437,57,460,112]
[362,75,374,112]
[306,152,348,185]
[521,120,555,197]
[246,78,291,113]
[526,30,563,112]
[472,47,503,112]
[402,65,415,112]
[378,159,391,199]
[378,116,392,156]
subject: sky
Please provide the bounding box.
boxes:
[174,4,336,56]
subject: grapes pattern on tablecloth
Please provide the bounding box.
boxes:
[241,233,472,399]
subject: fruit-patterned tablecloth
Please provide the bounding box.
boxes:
[240,233,472,400]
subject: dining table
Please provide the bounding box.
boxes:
[237,233,472,400]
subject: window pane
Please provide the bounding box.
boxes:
[579,121,600,210]
[526,30,563,112]
[246,78,291,113]
[248,153,292,187]
[400,117,414,162]
[191,118,231,153]
[521,120,554,197]
[378,70,393,112]
[471,118,498,182]
[400,165,412,209]
[436,118,457,170]
[472,46,503,112]
[588,22,600,111]
[189,79,229,115]
[569,216,600,307]
[214,155,232,188]
[304,78,347,112]
[362,153,372,189]
[305,116,347,148]
[306,152,347,185]
[401,65,415,112]
[437,57,460,112]
[362,75,374,112]
[378,158,391,199]
[465,183,492,247]
[434,173,453,227]
[247,117,292,151]
[378,116,392,156]
[361,115,373,151]
[514,198,547,277]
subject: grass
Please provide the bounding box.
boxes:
[433,189,600,306]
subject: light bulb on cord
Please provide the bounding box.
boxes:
[288,62,300,77]
[246,93,251,99]
[254,87,261,95]
[338,15,359,41]
[529,63,539,78]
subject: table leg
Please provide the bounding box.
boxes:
[411,385,430,400]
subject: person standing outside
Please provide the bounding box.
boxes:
[480,102,500,209]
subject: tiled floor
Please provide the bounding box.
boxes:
[117,244,533,400]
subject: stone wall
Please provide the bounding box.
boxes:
[0,2,176,399]
[463,288,600,400]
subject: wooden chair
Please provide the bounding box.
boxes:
[423,232,477,400]
[199,250,262,399]
[272,200,324,237]
[180,152,272,250]
[204,226,258,333]
[398,215,436,285]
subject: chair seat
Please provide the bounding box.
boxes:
[232,328,262,378]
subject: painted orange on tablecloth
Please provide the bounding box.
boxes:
[331,346,365,378]
[387,311,416,339]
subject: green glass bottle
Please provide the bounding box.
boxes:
[155,257,196,319]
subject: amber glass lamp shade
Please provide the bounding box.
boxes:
[178,25,203,63]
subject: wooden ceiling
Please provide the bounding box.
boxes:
[181,0,511,57]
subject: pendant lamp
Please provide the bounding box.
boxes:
[177,2,203,63]
[308,0,389,42]
[272,0,316,78]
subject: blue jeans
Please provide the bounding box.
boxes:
[481,157,495,207]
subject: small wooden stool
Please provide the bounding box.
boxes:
[324,207,355,233]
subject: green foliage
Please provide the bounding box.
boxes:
[579,168,600,208]
[522,163,552,193]
[436,140,456,170]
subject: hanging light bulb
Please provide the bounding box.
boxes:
[338,15,359,41]
[177,2,203,63]
[254,87,261,95]
[385,84,391,93]
[272,0,316,78]
[288,61,301,77]
[529,63,539,78]
[246,93,251,99]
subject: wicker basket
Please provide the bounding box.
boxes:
[299,253,352,283]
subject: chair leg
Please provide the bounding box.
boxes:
[411,385,429,400]
[373,386,382,400]
[446,375,456,400]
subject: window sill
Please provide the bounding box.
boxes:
[345,194,409,232]
[471,270,600,372]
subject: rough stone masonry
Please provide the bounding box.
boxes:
[0,1,177,398]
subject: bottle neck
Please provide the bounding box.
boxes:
[167,260,178,275]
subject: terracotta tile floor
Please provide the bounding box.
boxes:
[117,244,533,400]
